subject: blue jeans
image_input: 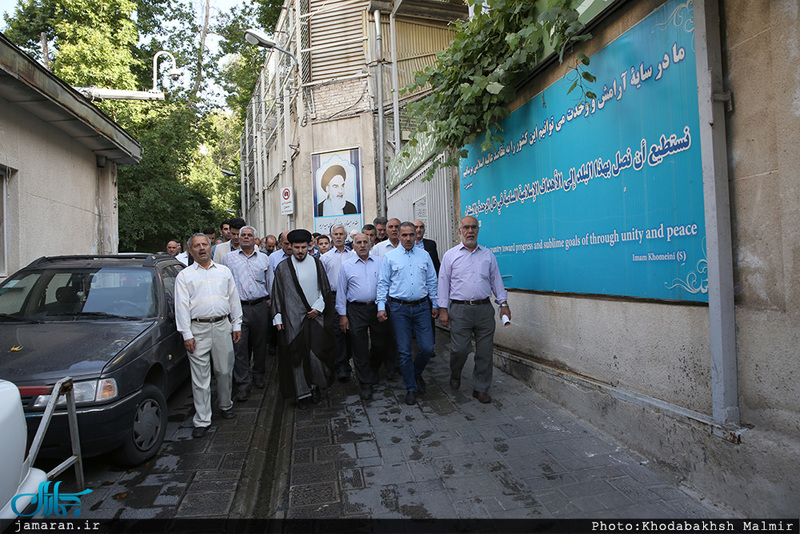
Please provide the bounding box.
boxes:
[387,300,434,391]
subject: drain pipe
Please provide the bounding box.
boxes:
[694,0,739,425]
[375,10,387,217]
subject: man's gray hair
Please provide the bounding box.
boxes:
[330,223,346,233]
[188,233,211,246]
[373,216,388,226]
[399,221,416,231]
[241,225,257,235]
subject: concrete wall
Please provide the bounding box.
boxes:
[483,0,799,515]
[0,95,117,276]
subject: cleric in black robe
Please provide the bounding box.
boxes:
[271,229,336,408]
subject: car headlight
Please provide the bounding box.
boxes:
[32,378,118,408]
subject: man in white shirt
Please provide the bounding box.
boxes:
[175,233,243,438]
[371,218,401,257]
[320,224,355,381]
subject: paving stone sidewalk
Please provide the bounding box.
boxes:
[49,356,281,521]
[281,330,728,519]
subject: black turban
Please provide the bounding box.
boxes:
[286,229,313,243]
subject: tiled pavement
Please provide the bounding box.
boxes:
[280,331,729,519]
[45,330,731,523]
[52,357,281,521]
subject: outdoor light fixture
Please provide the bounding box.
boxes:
[74,50,179,101]
[244,28,299,72]
[152,51,180,92]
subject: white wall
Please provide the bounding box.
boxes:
[0,95,117,275]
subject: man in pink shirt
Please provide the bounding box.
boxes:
[437,216,510,404]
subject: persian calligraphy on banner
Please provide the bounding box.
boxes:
[459,0,708,302]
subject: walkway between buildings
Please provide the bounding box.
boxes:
[64,330,729,527]
[271,330,726,519]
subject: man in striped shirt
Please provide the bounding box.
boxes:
[176,233,243,438]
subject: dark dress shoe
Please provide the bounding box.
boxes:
[254,376,266,389]
[472,390,491,404]
[221,408,236,419]
[311,386,322,404]
[235,388,250,402]
[404,390,417,405]
[360,385,373,400]
[449,376,461,390]
[192,426,208,438]
[415,375,427,395]
[296,397,310,410]
[337,369,351,382]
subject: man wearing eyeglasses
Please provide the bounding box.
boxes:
[437,216,510,404]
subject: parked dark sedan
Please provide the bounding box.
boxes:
[0,254,189,466]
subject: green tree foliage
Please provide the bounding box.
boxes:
[403,0,594,174]
[213,0,282,122]
[1,0,283,252]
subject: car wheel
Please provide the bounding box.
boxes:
[114,383,167,466]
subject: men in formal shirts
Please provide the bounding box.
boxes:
[175,233,242,438]
[271,229,336,410]
[320,224,355,381]
[437,216,510,404]
[337,233,391,400]
[222,225,272,401]
[377,222,439,406]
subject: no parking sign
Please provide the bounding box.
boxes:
[280,187,293,215]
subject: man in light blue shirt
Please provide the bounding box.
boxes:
[321,224,356,381]
[337,233,391,400]
[377,221,439,406]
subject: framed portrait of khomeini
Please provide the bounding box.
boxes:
[312,148,362,235]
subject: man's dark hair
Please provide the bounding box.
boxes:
[362,224,376,232]
[220,219,230,229]
[316,235,330,243]
[399,221,416,232]
[373,216,388,226]
[229,217,246,230]
[202,226,215,235]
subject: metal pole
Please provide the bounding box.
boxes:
[390,0,404,152]
[694,0,739,425]
[375,10,387,217]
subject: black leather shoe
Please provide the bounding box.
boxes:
[192,426,208,438]
[449,375,461,391]
[472,390,491,404]
[254,376,266,389]
[297,398,309,410]
[337,368,351,382]
[415,375,427,395]
[235,387,250,402]
[311,386,322,404]
[360,385,373,400]
[221,408,236,419]
[404,390,417,405]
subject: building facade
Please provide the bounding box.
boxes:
[240,0,465,245]
[0,34,141,277]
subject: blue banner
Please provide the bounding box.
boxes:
[460,0,707,302]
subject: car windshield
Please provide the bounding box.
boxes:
[0,266,158,321]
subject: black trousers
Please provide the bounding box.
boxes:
[346,301,391,385]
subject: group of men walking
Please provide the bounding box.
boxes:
[170,214,509,438]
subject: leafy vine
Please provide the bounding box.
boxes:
[401,0,595,179]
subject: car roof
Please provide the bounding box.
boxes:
[22,254,181,270]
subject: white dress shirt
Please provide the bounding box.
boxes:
[175,261,243,341]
